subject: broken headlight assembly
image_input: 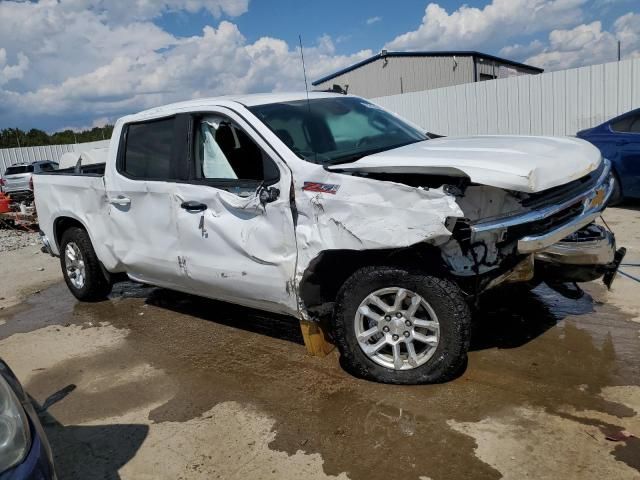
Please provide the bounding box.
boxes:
[0,375,31,473]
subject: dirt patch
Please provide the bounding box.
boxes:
[1,206,639,479]
[0,242,60,310]
[1,279,639,480]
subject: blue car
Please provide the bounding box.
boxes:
[0,359,55,480]
[577,108,640,204]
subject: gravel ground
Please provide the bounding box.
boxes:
[0,228,40,253]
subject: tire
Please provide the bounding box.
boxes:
[608,173,623,206]
[60,227,112,301]
[333,266,471,384]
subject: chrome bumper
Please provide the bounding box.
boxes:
[535,225,615,266]
[471,159,614,254]
[534,223,625,287]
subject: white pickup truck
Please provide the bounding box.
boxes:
[34,92,623,384]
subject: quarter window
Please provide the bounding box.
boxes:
[123,118,175,179]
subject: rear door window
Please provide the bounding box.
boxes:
[122,117,176,179]
[4,165,34,175]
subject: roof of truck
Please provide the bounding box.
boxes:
[129,92,345,121]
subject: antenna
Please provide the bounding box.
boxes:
[299,35,311,106]
[299,34,317,163]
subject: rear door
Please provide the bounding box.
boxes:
[103,115,189,288]
[173,108,298,315]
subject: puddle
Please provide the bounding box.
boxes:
[1,281,639,479]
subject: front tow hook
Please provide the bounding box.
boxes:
[603,247,627,289]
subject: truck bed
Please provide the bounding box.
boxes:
[44,163,106,176]
[33,167,108,256]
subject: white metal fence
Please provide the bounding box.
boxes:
[374,58,640,137]
[0,140,110,177]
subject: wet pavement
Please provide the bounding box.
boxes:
[1,277,639,479]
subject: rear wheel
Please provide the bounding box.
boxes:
[333,266,471,384]
[60,227,112,301]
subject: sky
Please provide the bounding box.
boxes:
[0,0,638,133]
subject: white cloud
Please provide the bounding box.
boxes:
[1,0,639,131]
[506,12,640,71]
[0,49,30,86]
[0,1,371,130]
[57,0,250,22]
[498,40,545,60]
[366,16,382,25]
[386,0,587,51]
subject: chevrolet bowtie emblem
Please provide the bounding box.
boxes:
[590,187,607,209]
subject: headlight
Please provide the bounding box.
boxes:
[0,375,31,473]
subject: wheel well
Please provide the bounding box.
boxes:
[54,217,85,249]
[298,245,447,314]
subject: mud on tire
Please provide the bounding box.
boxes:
[333,266,471,384]
[60,227,112,301]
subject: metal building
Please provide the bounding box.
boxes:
[312,51,543,98]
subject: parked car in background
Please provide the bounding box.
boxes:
[578,108,640,203]
[0,358,55,480]
[0,161,58,200]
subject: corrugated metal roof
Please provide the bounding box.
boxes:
[312,51,544,86]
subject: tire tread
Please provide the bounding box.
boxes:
[60,227,112,301]
[332,266,471,384]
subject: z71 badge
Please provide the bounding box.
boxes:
[302,182,340,194]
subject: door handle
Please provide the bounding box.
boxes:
[181,201,208,212]
[616,140,629,146]
[109,195,131,206]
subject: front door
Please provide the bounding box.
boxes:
[173,108,299,316]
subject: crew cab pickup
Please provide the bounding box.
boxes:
[34,93,623,384]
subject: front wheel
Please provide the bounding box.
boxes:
[60,227,112,301]
[333,266,471,384]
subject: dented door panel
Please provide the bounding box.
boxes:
[173,183,298,315]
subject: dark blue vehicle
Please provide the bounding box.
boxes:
[577,108,640,204]
[0,359,55,480]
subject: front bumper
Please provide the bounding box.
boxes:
[0,361,56,480]
[534,224,625,287]
[471,159,614,254]
[1,426,56,480]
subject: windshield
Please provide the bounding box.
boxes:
[4,165,34,175]
[249,97,427,165]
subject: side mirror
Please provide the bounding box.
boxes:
[259,186,280,205]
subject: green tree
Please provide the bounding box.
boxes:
[0,125,114,148]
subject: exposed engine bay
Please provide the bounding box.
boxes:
[345,158,623,297]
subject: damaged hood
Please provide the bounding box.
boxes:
[328,135,602,193]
